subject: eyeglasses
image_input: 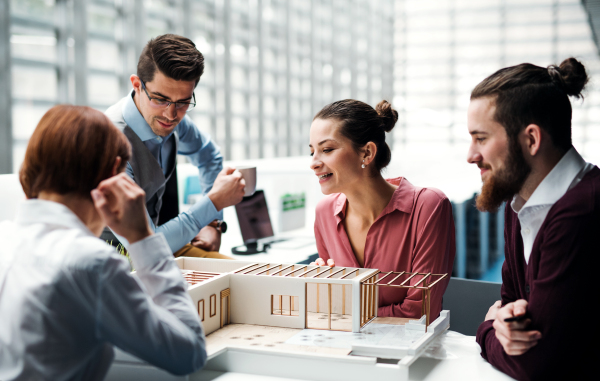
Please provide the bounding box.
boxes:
[140,79,196,111]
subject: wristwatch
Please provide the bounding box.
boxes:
[208,220,227,233]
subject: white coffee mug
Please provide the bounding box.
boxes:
[236,166,257,197]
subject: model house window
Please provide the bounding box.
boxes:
[198,299,205,322]
[271,295,299,316]
[210,294,217,317]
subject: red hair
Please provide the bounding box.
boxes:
[20,105,131,199]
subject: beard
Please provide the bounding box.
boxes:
[476,141,531,212]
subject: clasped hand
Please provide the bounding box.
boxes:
[486,299,542,356]
[91,173,153,244]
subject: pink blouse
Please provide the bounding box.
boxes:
[314,177,455,320]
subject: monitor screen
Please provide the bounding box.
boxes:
[235,190,274,243]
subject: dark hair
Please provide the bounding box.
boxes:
[314,99,398,172]
[471,57,589,152]
[20,105,131,200]
[137,34,205,85]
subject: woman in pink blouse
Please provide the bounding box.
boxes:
[309,99,455,320]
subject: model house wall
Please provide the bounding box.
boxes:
[177,258,380,334]
[187,274,231,335]
[230,274,306,329]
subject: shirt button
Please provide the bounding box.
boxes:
[526,285,530,293]
[524,228,530,234]
[156,137,162,143]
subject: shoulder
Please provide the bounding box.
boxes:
[64,235,129,274]
[549,166,600,220]
[412,186,451,214]
[104,96,129,131]
[176,115,200,134]
[415,186,449,204]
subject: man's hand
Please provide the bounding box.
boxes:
[485,300,502,321]
[493,299,542,356]
[191,225,221,252]
[310,258,335,267]
[91,173,153,244]
[207,167,246,211]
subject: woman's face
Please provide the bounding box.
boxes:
[309,118,364,195]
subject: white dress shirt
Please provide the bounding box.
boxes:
[0,200,206,381]
[511,147,594,264]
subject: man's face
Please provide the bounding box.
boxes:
[132,70,196,137]
[467,97,531,212]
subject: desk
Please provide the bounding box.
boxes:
[191,330,514,381]
[107,331,515,381]
[214,206,319,264]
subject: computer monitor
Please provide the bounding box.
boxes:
[234,190,274,244]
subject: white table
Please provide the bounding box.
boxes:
[107,331,515,381]
[192,331,514,381]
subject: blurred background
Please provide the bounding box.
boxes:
[2,0,600,281]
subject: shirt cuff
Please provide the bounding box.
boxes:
[127,233,173,270]
[189,194,223,228]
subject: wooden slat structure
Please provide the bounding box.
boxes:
[182,270,219,286]
[220,288,231,328]
[361,271,448,327]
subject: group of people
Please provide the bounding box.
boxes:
[0,33,597,381]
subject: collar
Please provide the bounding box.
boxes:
[511,147,586,213]
[15,199,95,236]
[334,177,415,222]
[122,89,172,143]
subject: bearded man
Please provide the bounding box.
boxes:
[467,57,599,380]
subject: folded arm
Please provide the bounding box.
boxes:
[476,208,597,380]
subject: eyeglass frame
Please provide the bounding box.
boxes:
[139,78,197,111]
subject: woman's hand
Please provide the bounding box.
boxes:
[310,258,335,267]
[92,173,153,244]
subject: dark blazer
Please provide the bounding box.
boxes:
[476,166,600,381]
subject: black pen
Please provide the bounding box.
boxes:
[504,315,527,323]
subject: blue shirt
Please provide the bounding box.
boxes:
[119,91,223,253]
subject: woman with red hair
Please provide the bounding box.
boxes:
[0,105,206,380]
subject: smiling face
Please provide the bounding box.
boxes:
[309,118,365,195]
[467,97,531,211]
[132,70,196,137]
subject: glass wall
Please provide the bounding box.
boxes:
[392,0,600,280]
[1,0,394,173]
[393,0,600,165]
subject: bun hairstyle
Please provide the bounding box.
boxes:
[548,58,589,98]
[314,99,398,172]
[471,57,589,152]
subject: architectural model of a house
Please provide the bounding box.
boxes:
[107,257,450,381]
[175,257,447,336]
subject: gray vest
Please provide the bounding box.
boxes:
[105,96,179,226]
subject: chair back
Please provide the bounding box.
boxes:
[443,277,502,336]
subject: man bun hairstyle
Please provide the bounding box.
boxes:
[471,57,589,152]
[314,99,398,172]
[549,58,589,98]
[137,34,205,85]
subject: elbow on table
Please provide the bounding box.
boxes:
[165,348,207,376]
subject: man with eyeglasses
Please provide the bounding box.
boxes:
[104,34,244,259]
